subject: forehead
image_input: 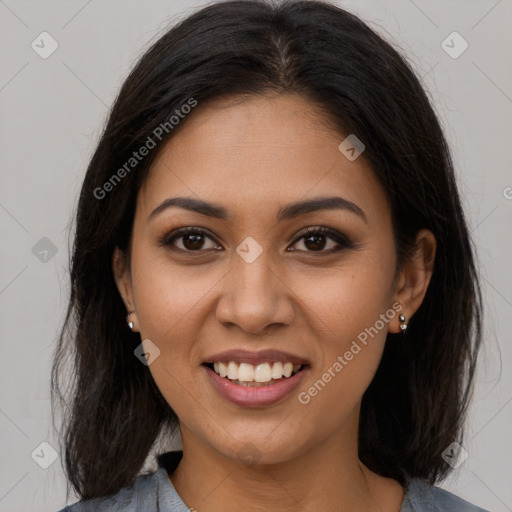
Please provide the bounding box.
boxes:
[138,93,390,225]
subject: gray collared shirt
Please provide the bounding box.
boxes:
[58,452,490,512]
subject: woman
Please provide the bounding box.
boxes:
[53,0,489,510]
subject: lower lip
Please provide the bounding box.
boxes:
[203,365,310,407]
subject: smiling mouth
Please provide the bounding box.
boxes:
[202,361,308,387]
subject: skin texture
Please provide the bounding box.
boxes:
[113,93,436,512]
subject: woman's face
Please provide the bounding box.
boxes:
[115,93,410,464]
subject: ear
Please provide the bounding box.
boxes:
[389,229,436,333]
[112,246,138,330]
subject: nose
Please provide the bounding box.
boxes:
[215,247,295,335]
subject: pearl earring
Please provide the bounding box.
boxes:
[399,313,407,333]
[127,311,134,331]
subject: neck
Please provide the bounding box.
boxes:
[169,413,404,512]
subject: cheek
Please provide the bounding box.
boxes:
[128,244,229,414]
[294,301,390,439]
[290,250,395,345]
[130,247,214,345]
[291,253,394,415]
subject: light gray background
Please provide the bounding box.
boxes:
[0,0,511,510]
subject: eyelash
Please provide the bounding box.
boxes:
[158,226,353,254]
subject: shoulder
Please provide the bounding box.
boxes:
[56,451,185,512]
[402,477,491,512]
[56,469,160,512]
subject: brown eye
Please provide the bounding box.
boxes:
[289,227,353,253]
[159,227,221,252]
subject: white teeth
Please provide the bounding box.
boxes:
[210,361,303,382]
[271,361,283,379]
[218,361,228,377]
[254,363,272,382]
[238,363,254,381]
[283,362,293,378]
[227,361,238,380]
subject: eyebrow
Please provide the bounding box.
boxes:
[148,195,368,224]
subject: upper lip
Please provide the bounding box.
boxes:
[202,349,311,366]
